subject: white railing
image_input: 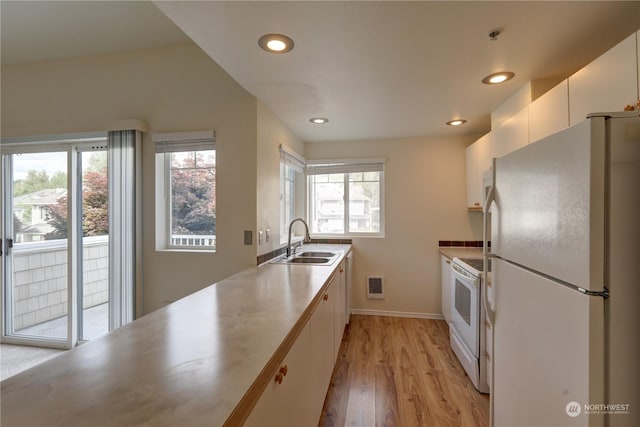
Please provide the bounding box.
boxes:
[170,234,216,248]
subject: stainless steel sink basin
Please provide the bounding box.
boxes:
[288,257,331,264]
[297,251,336,258]
[270,250,339,265]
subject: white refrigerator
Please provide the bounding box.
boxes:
[485,112,639,427]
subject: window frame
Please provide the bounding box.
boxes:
[280,163,296,244]
[154,131,216,252]
[279,145,306,244]
[306,159,385,238]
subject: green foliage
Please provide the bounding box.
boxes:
[170,152,216,236]
[14,170,63,197]
[86,152,108,173]
[45,167,108,239]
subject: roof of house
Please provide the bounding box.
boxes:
[14,188,66,206]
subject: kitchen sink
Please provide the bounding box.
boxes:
[288,257,331,264]
[271,251,339,265]
[296,251,336,258]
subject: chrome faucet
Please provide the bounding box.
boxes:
[286,218,311,257]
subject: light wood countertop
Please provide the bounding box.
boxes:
[1,244,351,427]
[438,247,484,260]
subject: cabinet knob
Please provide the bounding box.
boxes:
[280,365,288,376]
[275,373,283,384]
[446,260,451,264]
[323,294,329,301]
[340,268,344,273]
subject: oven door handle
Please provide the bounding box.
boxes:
[451,262,477,284]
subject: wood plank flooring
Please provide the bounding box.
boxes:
[319,315,489,427]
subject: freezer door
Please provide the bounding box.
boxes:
[492,259,605,427]
[492,118,606,291]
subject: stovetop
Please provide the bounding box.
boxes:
[458,257,485,272]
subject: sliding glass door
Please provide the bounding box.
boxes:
[1,137,111,348]
[4,150,71,345]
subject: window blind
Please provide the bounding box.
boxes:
[153,131,216,153]
[279,144,306,173]
[306,158,385,175]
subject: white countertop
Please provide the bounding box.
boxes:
[1,244,351,427]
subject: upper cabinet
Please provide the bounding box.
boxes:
[466,132,491,210]
[568,32,639,126]
[491,105,529,159]
[465,30,640,211]
[529,80,569,144]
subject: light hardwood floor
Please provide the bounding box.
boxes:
[319,315,489,427]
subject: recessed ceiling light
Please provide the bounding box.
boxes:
[482,71,515,84]
[309,117,329,124]
[446,119,467,126]
[258,33,294,54]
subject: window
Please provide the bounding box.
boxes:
[279,145,305,243]
[307,160,384,237]
[154,131,216,251]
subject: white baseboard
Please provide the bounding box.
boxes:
[350,309,444,320]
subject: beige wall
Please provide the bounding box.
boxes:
[256,101,305,256]
[305,136,483,316]
[1,44,258,314]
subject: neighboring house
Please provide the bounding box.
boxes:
[315,186,375,233]
[13,188,66,242]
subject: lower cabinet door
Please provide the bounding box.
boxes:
[309,280,336,419]
[245,323,314,427]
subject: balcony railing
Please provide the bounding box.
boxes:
[170,234,216,248]
[11,236,108,331]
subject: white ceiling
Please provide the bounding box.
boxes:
[2,1,640,142]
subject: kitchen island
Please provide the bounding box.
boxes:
[1,244,351,427]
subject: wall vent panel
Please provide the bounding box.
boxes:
[367,276,384,299]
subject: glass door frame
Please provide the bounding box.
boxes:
[1,133,107,350]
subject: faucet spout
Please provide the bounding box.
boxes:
[286,218,311,257]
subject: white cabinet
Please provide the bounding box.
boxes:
[441,255,452,323]
[247,258,349,426]
[491,105,529,159]
[569,32,638,126]
[245,324,315,427]
[334,263,346,359]
[529,80,569,144]
[345,252,353,324]
[308,276,336,417]
[466,132,491,210]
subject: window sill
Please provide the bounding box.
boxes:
[157,248,216,254]
[311,233,384,239]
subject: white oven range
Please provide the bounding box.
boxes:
[449,256,490,394]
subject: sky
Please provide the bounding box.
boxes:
[12,152,68,181]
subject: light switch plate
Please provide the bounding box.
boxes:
[258,230,263,245]
[244,230,252,245]
[266,229,270,242]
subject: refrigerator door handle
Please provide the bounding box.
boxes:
[483,159,496,326]
[482,269,495,326]
[577,287,609,299]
